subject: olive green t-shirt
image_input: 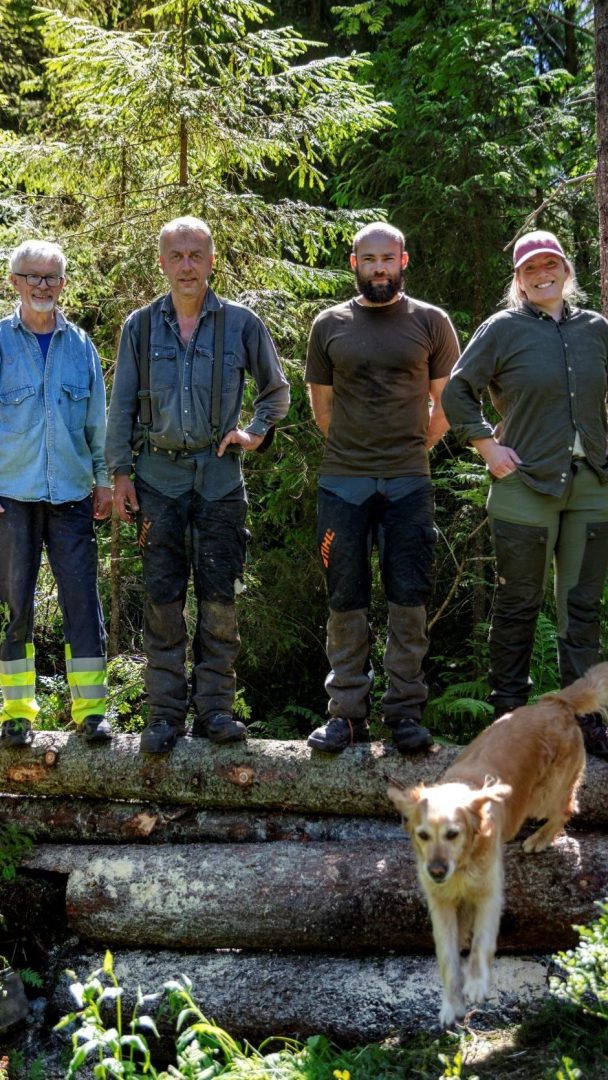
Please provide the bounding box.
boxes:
[305,295,460,477]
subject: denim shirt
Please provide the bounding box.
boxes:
[0,306,109,503]
[105,288,290,477]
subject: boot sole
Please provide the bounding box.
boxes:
[393,738,433,753]
[206,729,247,745]
[307,734,370,753]
[140,740,177,754]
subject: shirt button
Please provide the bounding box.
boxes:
[570,393,574,397]
[561,473,567,478]
[568,445,573,451]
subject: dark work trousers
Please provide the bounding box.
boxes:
[317,482,437,724]
[0,496,107,724]
[487,462,608,715]
[135,476,248,725]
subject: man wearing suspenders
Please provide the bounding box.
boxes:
[106,217,289,753]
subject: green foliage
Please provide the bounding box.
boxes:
[56,949,163,1078]
[57,952,464,1078]
[0,822,34,883]
[551,901,608,1022]
[6,1051,48,1080]
[17,966,44,987]
[331,0,598,320]
[248,703,324,740]
[104,654,147,733]
[0,0,602,740]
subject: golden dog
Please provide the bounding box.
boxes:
[388,662,608,1027]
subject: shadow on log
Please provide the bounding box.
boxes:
[0,796,404,844]
[25,832,604,952]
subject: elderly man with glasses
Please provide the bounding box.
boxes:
[0,239,112,747]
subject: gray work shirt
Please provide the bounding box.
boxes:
[105,287,289,497]
[442,301,608,496]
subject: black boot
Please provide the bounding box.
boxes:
[390,717,433,753]
[192,712,247,744]
[577,713,608,758]
[307,717,370,753]
[0,719,33,747]
[140,717,186,754]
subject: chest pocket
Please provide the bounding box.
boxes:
[222,352,246,393]
[0,385,36,434]
[61,383,90,431]
[150,347,178,390]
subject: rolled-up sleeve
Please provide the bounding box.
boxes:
[441,321,500,444]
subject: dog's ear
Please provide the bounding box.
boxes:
[467,783,511,837]
[387,784,424,823]
[483,782,512,804]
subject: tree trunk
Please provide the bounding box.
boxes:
[2,735,607,823]
[597,0,608,315]
[25,831,608,952]
[50,947,549,1045]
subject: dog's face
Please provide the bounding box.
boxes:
[387,781,511,886]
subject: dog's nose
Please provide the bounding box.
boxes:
[427,860,449,882]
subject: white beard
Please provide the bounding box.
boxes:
[29,298,56,313]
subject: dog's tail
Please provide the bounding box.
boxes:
[546,661,608,717]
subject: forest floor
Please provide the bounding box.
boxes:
[3,996,608,1080]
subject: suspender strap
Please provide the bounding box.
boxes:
[137,301,225,446]
[210,304,225,446]
[137,305,152,428]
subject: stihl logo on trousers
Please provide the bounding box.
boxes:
[320,529,336,568]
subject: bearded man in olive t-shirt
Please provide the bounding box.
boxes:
[305,222,460,754]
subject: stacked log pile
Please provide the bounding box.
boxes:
[1,733,606,1042]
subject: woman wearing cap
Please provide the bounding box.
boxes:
[442,229,608,756]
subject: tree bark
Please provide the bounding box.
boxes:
[597,0,608,315]
[1,735,607,823]
[25,831,607,953]
[50,947,549,1045]
[0,796,404,845]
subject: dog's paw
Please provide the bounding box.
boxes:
[463,970,490,1004]
[522,831,553,854]
[439,997,466,1028]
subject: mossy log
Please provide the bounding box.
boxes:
[1,734,607,824]
[25,831,605,952]
[50,948,550,1044]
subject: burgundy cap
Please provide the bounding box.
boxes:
[513,230,566,270]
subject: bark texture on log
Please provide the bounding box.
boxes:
[50,948,550,1044]
[0,796,403,845]
[1,734,607,824]
[26,832,606,952]
[0,734,451,813]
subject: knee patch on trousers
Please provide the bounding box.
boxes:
[490,519,549,612]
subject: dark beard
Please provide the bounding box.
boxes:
[356,271,402,304]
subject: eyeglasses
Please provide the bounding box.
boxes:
[13,272,64,287]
